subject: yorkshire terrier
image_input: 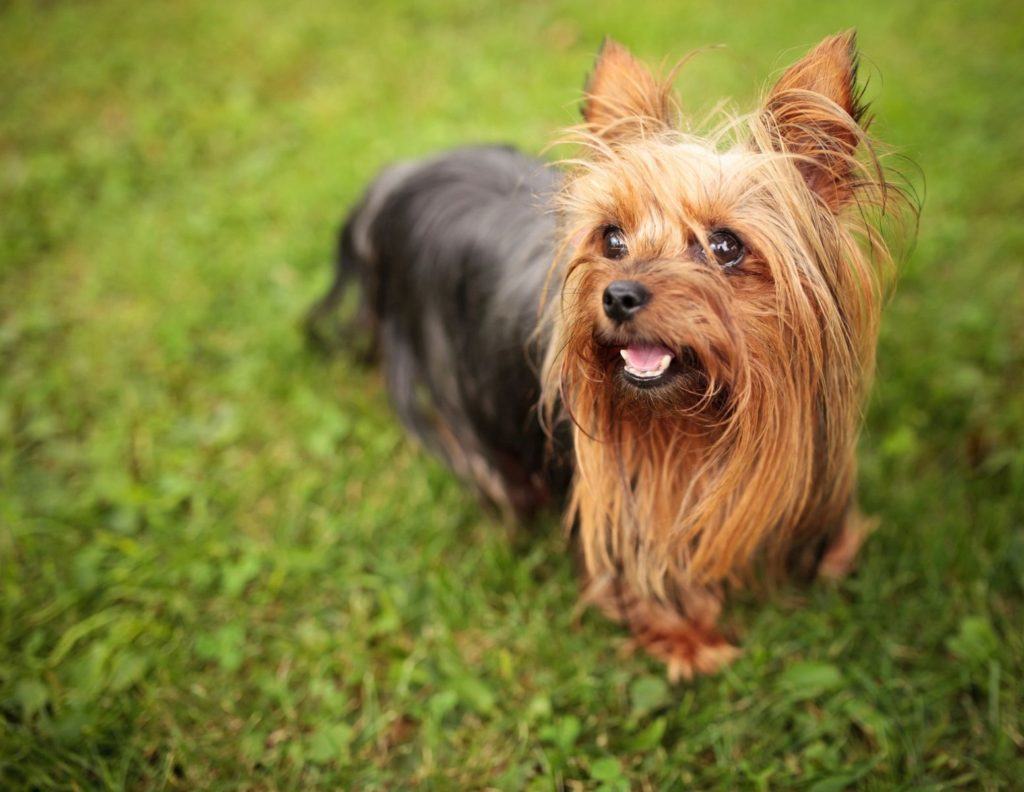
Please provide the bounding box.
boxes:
[309,31,907,680]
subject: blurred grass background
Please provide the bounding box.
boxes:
[2,0,1022,788]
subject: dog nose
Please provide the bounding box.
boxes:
[602,280,650,322]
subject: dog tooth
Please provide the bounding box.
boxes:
[625,363,663,380]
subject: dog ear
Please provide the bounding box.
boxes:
[582,38,675,144]
[763,30,869,210]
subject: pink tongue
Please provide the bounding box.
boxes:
[623,343,673,370]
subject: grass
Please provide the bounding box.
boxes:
[1,0,1022,788]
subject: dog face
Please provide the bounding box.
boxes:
[554,33,884,420]
[542,33,906,589]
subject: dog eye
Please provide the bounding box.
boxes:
[708,229,745,268]
[602,226,628,260]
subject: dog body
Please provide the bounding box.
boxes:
[312,32,904,679]
[309,145,568,515]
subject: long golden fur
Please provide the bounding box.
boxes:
[540,31,910,679]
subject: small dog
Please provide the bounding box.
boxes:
[309,31,908,680]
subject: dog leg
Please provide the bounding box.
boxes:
[817,506,877,581]
[584,575,740,682]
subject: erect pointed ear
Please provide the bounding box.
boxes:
[582,38,675,144]
[763,30,869,210]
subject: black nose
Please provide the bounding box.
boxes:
[602,280,650,322]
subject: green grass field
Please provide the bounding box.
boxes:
[2,0,1023,788]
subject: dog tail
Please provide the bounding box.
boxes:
[304,208,372,357]
[306,160,422,357]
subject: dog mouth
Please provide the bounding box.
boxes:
[590,333,722,408]
[592,333,707,393]
[619,343,675,385]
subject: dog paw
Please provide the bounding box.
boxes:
[631,624,741,682]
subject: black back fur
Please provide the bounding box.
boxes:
[308,145,570,516]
